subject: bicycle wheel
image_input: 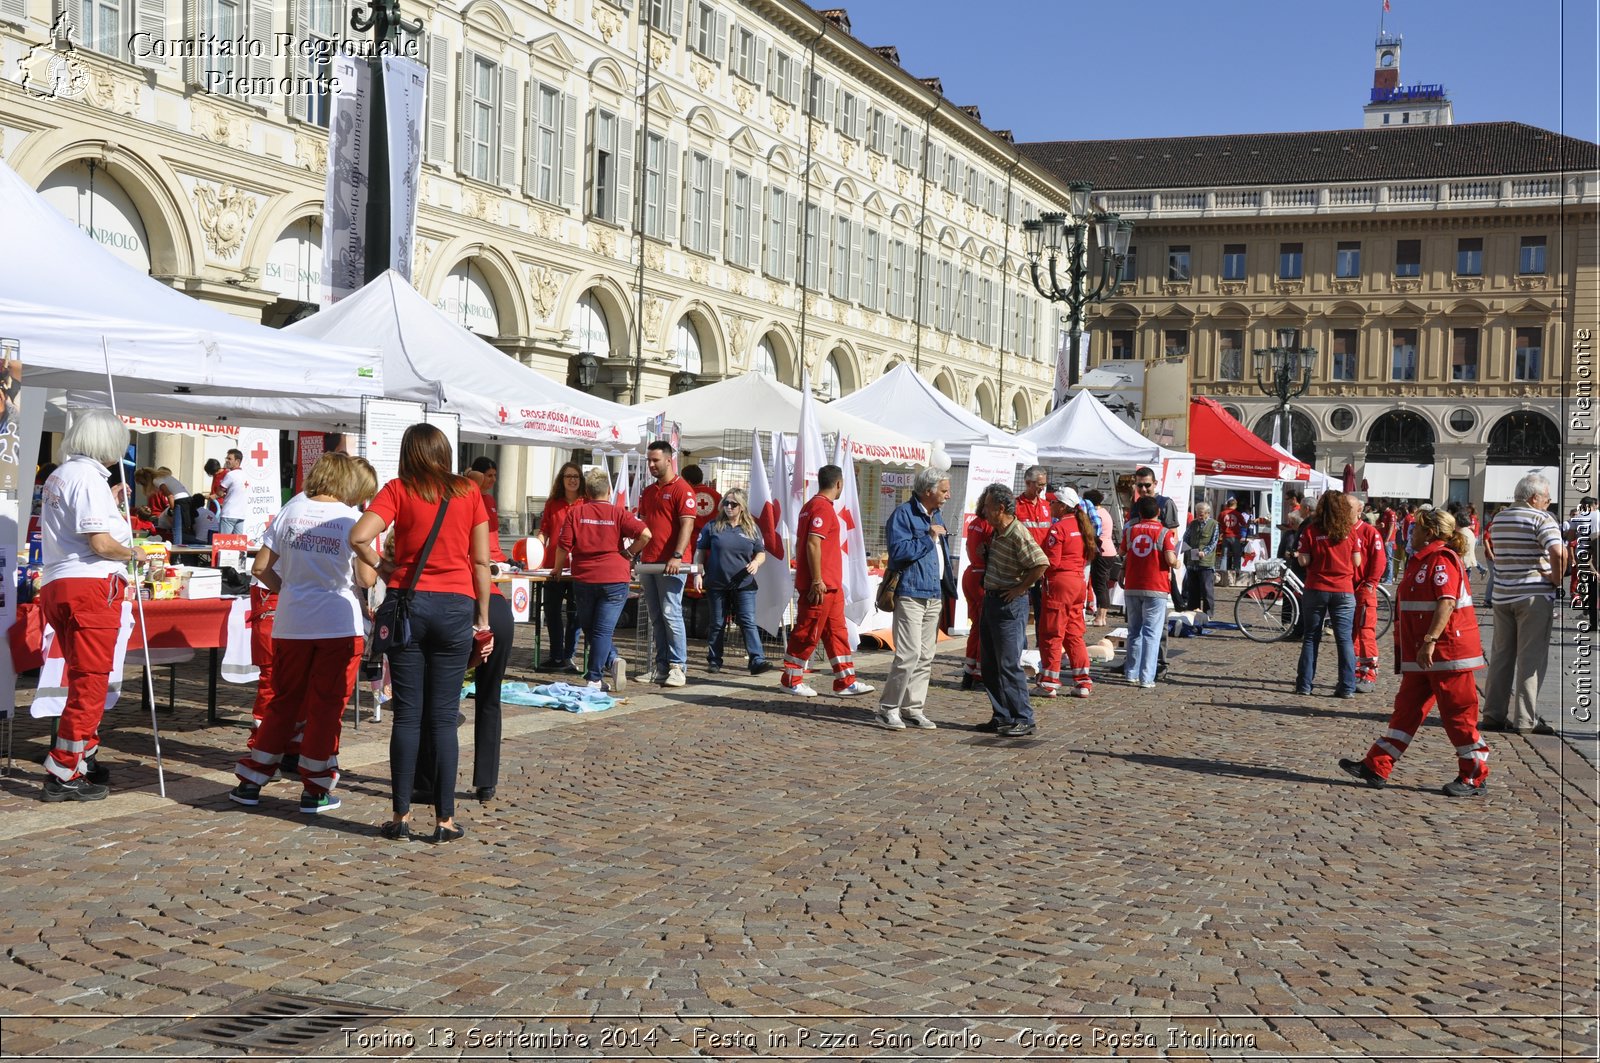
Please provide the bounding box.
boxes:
[1235,580,1300,642]
[1374,583,1394,639]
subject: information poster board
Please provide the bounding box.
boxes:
[423,410,460,474]
[950,445,1019,634]
[360,397,427,487]
[0,363,43,717]
[234,427,283,545]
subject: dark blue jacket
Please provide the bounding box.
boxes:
[885,495,954,600]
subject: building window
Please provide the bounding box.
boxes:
[1450,328,1479,380]
[1330,407,1356,433]
[463,55,496,183]
[835,89,862,139]
[1391,328,1418,381]
[644,0,682,36]
[683,151,713,253]
[205,0,243,85]
[887,239,907,318]
[589,108,632,225]
[1164,329,1188,359]
[304,0,346,125]
[805,72,835,122]
[1118,246,1137,283]
[641,132,668,239]
[688,1,726,60]
[830,215,852,301]
[525,83,577,207]
[1278,242,1303,280]
[1110,330,1134,360]
[1336,241,1361,279]
[1216,329,1243,380]
[1221,244,1246,281]
[802,203,828,292]
[1519,236,1547,275]
[673,318,703,375]
[730,25,764,83]
[1514,326,1543,380]
[765,187,796,280]
[861,229,882,311]
[1395,239,1421,278]
[766,48,800,104]
[868,108,890,154]
[726,169,757,270]
[1166,245,1190,282]
[1330,328,1358,382]
[1456,237,1483,277]
[1448,408,1476,434]
[81,0,127,57]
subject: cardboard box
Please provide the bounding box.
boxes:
[178,569,222,599]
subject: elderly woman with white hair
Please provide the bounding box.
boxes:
[873,466,953,729]
[38,408,136,802]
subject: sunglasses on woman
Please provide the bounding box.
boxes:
[722,501,741,509]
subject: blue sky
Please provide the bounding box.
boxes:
[833,0,1598,143]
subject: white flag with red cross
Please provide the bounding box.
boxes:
[750,431,794,633]
[834,436,872,632]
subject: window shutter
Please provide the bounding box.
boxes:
[243,0,276,101]
[50,0,76,36]
[456,51,475,176]
[849,220,862,304]
[709,160,725,257]
[181,0,200,83]
[765,189,780,276]
[132,0,166,66]
[615,117,634,226]
[583,108,598,217]
[496,66,518,186]
[783,193,798,283]
[747,180,763,271]
[678,149,692,246]
[668,0,683,37]
[560,92,579,209]
[765,49,780,95]
[663,138,680,242]
[713,11,727,64]
[753,37,767,86]
[427,34,449,163]
[521,79,539,196]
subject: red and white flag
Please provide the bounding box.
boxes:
[750,432,794,633]
[612,452,631,509]
[790,368,828,526]
[833,436,873,632]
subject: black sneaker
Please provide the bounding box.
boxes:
[299,790,341,814]
[1441,778,1487,798]
[279,753,300,778]
[749,660,774,676]
[998,722,1037,738]
[1531,721,1557,736]
[41,776,109,802]
[228,781,262,806]
[84,755,111,785]
[974,718,1003,733]
[1338,757,1387,789]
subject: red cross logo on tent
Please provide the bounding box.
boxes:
[498,405,508,423]
[250,441,271,468]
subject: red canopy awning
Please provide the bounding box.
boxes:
[1190,397,1310,480]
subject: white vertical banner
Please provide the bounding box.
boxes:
[381,56,427,284]
[833,438,872,636]
[422,410,459,473]
[952,446,1020,634]
[0,371,43,717]
[750,431,793,634]
[234,428,282,545]
[1051,326,1072,412]
[322,54,372,306]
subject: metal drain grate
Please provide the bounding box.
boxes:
[162,992,400,1053]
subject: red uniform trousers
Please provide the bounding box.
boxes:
[781,589,857,692]
[247,588,293,748]
[40,576,124,782]
[1038,572,1091,694]
[1362,670,1488,786]
[1353,583,1379,684]
[237,636,363,795]
[961,566,985,679]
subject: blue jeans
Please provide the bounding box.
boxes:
[542,579,578,664]
[978,590,1032,727]
[706,586,766,670]
[385,590,474,820]
[639,571,687,673]
[1297,588,1356,694]
[574,582,628,682]
[1123,592,1168,684]
[219,517,244,536]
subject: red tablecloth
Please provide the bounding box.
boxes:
[131,598,235,649]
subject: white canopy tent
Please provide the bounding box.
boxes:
[0,157,382,397]
[637,372,930,466]
[829,364,1036,465]
[1019,389,1187,467]
[69,272,645,447]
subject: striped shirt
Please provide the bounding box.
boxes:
[1485,504,1562,603]
[983,515,1049,592]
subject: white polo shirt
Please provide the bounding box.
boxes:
[219,467,249,519]
[260,494,364,640]
[41,455,131,585]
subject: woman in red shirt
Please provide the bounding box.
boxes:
[548,468,652,693]
[1037,487,1096,698]
[532,461,584,672]
[1293,490,1358,698]
[350,424,492,843]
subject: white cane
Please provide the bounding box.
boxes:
[100,338,166,798]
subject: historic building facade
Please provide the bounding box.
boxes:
[0,0,1063,515]
[1021,121,1599,508]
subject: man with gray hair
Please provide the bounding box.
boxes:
[1481,473,1566,734]
[874,467,954,730]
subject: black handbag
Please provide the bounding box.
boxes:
[366,496,450,661]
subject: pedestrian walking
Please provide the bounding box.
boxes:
[1294,490,1359,699]
[780,465,873,698]
[974,483,1048,736]
[1340,507,1490,797]
[875,467,952,729]
[1036,487,1095,698]
[1480,473,1565,734]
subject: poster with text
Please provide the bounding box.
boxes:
[360,398,426,488]
[950,445,1020,634]
[0,374,44,716]
[234,428,283,545]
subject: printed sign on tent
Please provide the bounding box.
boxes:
[234,428,282,545]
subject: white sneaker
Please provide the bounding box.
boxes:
[874,707,907,730]
[1033,686,1059,699]
[586,679,610,693]
[1070,686,1091,699]
[664,665,687,688]
[611,656,627,692]
[903,711,937,730]
[837,680,874,696]
[786,683,819,698]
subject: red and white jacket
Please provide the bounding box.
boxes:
[1395,540,1484,674]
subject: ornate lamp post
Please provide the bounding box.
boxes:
[1253,326,1315,453]
[1021,181,1133,400]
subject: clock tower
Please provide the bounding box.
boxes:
[1363,30,1454,128]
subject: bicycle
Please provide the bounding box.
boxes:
[1234,558,1393,643]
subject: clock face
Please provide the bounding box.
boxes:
[1380,50,1396,67]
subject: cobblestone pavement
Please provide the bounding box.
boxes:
[0,585,1595,1061]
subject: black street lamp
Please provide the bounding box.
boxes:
[1021,181,1133,399]
[572,351,602,391]
[1253,326,1315,450]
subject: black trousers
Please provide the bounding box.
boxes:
[415,593,513,800]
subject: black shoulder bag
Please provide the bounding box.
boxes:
[366,496,451,660]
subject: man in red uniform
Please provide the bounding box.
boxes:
[637,441,698,687]
[1014,465,1051,642]
[781,465,873,698]
[959,513,993,690]
[1036,487,1094,698]
[1349,495,1387,692]
[1218,497,1247,586]
[1341,509,1488,796]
